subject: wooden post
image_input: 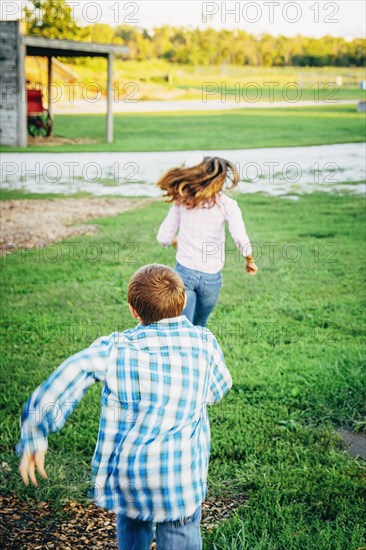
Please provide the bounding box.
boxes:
[18,27,27,147]
[106,53,114,143]
[48,55,53,135]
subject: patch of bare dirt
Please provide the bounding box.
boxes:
[0,493,248,548]
[335,428,366,459]
[0,198,153,256]
[28,136,99,146]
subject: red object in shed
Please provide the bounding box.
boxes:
[27,89,45,114]
[26,88,52,137]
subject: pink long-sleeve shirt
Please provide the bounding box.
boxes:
[156,193,252,274]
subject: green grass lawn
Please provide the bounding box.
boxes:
[182,85,365,102]
[44,59,366,98]
[0,192,365,549]
[1,105,365,153]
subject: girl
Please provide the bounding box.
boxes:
[156,155,258,327]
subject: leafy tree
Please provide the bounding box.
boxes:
[348,39,366,66]
[83,23,122,45]
[24,0,83,40]
[23,6,366,68]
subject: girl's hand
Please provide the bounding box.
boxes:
[19,451,48,487]
[172,237,178,248]
[245,261,258,275]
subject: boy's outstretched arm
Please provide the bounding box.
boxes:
[207,337,232,405]
[17,340,114,487]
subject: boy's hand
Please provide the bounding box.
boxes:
[172,237,178,248]
[245,261,258,275]
[19,451,48,487]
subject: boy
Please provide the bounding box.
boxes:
[17,264,232,550]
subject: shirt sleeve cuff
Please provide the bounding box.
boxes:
[16,428,48,456]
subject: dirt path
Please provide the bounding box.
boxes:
[54,98,359,114]
[0,198,153,256]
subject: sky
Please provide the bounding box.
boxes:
[2,1,365,39]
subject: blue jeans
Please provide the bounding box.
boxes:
[116,506,202,550]
[175,262,222,326]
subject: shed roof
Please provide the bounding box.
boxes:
[23,35,129,58]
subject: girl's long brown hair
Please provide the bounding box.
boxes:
[156,157,239,209]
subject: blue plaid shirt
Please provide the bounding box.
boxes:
[17,316,232,521]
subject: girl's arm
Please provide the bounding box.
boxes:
[226,199,252,256]
[226,199,258,275]
[156,204,180,247]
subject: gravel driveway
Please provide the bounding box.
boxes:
[1,143,365,197]
[0,198,152,256]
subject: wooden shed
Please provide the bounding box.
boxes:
[0,20,129,146]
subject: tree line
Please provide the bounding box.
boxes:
[24,0,366,67]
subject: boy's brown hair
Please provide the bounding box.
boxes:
[128,264,186,325]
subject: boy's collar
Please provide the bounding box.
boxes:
[139,315,192,328]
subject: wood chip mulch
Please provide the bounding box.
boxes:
[0,492,248,549]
